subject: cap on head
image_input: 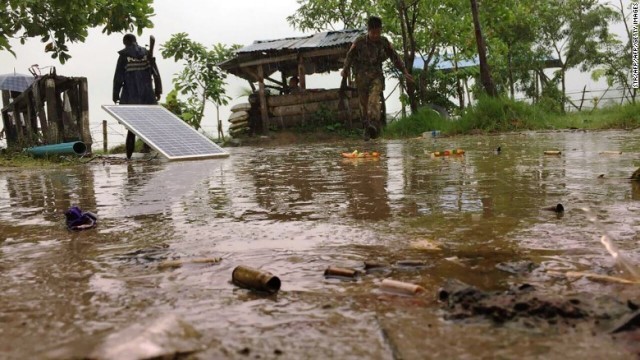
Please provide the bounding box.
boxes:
[123,34,137,46]
[367,16,382,30]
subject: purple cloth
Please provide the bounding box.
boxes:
[65,206,97,231]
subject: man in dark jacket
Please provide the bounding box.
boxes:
[113,33,162,159]
[342,16,413,141]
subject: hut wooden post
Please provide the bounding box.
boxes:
[25,94,37,144]
[32,81,49,142]
[256,65,269,134]
[79,78,92,152]
[102,120,108,153]
[1,90,10,107]
[45,78,60,144]
[297,55,306,90]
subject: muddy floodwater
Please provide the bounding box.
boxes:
[1,130,640,359]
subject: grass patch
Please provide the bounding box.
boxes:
[384,98,640,138]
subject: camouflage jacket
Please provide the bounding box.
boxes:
[343,34,406,81]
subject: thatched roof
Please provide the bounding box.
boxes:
[219,29,364,82]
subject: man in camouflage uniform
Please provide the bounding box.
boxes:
[113,34,162,159]
[342,16,413,141]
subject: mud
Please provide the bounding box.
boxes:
[1,130,640,359]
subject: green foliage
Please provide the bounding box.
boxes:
[160,33,240,129]
[384,107,450,138]
[287,0,373,31]
[458,96,547,132]
[1,0,154,63]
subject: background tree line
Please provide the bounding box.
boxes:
[288,0,635,116]
[2,0,635,130]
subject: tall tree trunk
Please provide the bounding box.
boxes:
[396,0,418,113]
[470,0,497,97]
[452,46,465,109]
[507,44,514,99]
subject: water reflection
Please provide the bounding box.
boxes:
[0,131,639,358]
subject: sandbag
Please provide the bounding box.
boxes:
[230,103,251,112]
[229,110,249,123]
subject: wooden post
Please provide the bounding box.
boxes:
[1,109,15,147]
[26,93,39,135]
[12,106,24,145]
[45,78,60,144]
[1,90,10,108]
[32,80,49,143]
[79,78,92,152]
[297,55,306,90]
[256,65,269,134]
[102,120,108,153]
[25,94,36,145]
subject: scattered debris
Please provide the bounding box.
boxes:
[495,260,537,275]
[380,279,425,295]
[89,314,203,360]
[543,203,564,213]
[232,265,281,294]
[157,257,222,269]
[324,266,359,279]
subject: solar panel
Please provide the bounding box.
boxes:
[102,105,229,161]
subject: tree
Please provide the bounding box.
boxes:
[160,33,239,130]
[286,0,373,31]
[538,0,618,111]
[1,0,154,63]
[592,0,635,104]
[470,0,497,97]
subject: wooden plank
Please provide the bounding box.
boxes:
[270,98,360,117]
[12,106,24,144]
[79,78,92,152]
[257,65,269,134]
[266,88,355,107]
[33,80,49,143]
[269,110,360,129]
[63,84,80,141]
[45,78,60,144]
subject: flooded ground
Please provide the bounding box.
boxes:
[1,130,639,359]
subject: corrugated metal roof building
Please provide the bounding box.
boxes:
[219,29,364,83]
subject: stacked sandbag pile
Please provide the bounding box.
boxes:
[228,103,251,137]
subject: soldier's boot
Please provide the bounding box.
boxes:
[125,131,135,160]
[362,117,377,142]
[369,123,379,139]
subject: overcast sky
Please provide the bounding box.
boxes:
[0,0,629,148]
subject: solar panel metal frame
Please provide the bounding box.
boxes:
[102,105,229,161]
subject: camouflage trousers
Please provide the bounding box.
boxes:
[356,76,383,130]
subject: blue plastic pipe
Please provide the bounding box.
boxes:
[26,141,87,156]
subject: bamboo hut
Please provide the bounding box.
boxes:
[219,29,366,136]
[1,73,92,151]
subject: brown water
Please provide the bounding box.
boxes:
[1,130,639,359]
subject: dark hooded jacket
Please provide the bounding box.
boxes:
[112,44,162,104]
